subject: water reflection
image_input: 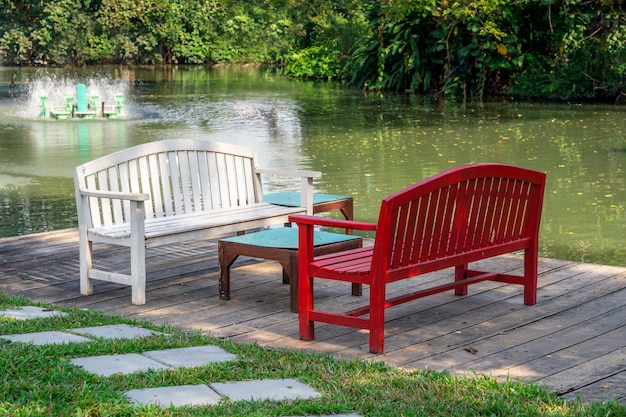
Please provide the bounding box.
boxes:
[2,119,129,178]
[301,96,626,265]
[0,66,624,266]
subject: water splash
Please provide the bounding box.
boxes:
[18,74,130,119]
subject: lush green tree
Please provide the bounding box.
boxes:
[341,0,625,101]
[1,0,92,65]
[0,0,297,65]
[94,0,171,64]
[171,0,223,64]
[344,0,532,97]
[343,1,440,92]
[509,0,626,101]
[283,0,372,79]
[212,1,293,63]
[0,0,623,101]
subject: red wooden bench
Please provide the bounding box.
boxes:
[289,163,546,354]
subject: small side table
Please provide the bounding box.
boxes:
[263,192,353,221]
[218,227,362,312]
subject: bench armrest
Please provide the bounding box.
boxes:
[289,215,375,267]
[78,188,150,201]
[255,167,322,179]
[289,214,377,232]
[77,189,148,237]
[255,167,323,215]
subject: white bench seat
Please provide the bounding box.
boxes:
[74,139,321,305]
[89,203,304,243]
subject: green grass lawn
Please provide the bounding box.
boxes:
[1,292,624,417]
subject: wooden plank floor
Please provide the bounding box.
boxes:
[1,228,624,405]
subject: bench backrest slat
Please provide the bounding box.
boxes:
[148,153,164,218]
[434,183,456,258]
[118,161,132,222]
[167,151,183,215]
[373,164,546,276]
[138,156,154,218]
[97,170,113,226]
[108,165,124,223]
[235,155,250,205]
[225,154,240,207]
[197,152,212,211]
[474,177,495,249]
[157,152,173,217]
[74,140,264,229]
[178,151,194,213]
[206,152,221,210]
[85,174,101,226]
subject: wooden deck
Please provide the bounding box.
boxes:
[1,228,624,405]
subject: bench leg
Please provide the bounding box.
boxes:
[523,247,538,305]
[298,267,315,341]
[128,206,147,305]
[79,238,93,296]
[454,264,469,296]
[130,239,146,305]
[369,281,385,354]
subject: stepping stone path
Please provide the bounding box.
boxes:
[0,306,362,416]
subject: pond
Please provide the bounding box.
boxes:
[0,65,625,266]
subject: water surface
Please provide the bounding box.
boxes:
[1,66,624,266]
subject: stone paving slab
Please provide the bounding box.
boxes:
[71,345,237,377]
[126,384,222,407]
[211,378,322,402]
[142,345,237,368]
[0,306,67,320]
[1,324,163,346]
[1,331,92,345]
[71,324,164,339]
[124,379,324,409]
[71,353,171,377]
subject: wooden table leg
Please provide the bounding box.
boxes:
[218,242,240,300]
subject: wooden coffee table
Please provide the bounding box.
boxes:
[263,192,353,220]
[218,227,362,312]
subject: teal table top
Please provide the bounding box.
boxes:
[263,192,350,207]
[220,227,359,249]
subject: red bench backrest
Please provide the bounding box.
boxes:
[372,164,546,280]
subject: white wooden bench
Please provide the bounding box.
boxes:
[74,139,321,305]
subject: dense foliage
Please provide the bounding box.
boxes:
[348,0,626,101]
[0,0,295,65]
[1,0,625,101]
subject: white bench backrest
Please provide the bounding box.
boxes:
[75,140,263,228]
